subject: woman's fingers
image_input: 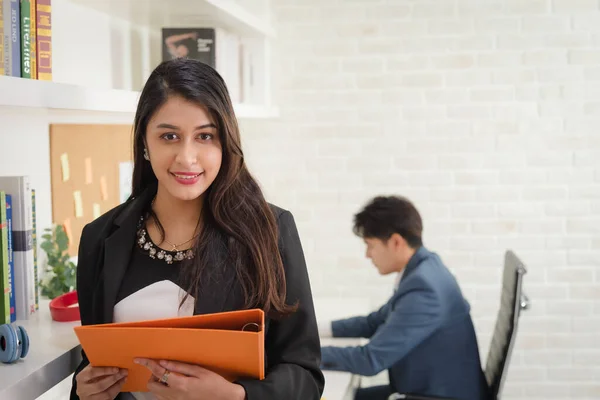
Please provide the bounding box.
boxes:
[77,365,127,396]
[90,375,128,400]
[135,358,186,389]
[79,366,119,382]
[159,359,205,378]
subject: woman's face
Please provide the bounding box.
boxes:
[144,95,223,202]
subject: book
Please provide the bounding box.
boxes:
[20,0,33,78]
[31,188,38,310]
[36,0,49,80]
[161,27,216,67]
[8,0,20,77]
[2,0,8,74]
[0,176,36,320]
[1,0,4,75]
[3,0,19,76]
[74,308,265,393]
[6,194,16,322]
[161,27,245,104]
[0,191,10,324]
[28,0,35,78]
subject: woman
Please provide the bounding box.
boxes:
[70,58,325,400]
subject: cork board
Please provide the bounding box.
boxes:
[49,124,134,256]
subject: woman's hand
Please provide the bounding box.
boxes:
[75,364,128,399]
[134,358,246,400]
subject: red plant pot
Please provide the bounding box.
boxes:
[49,290,81,322]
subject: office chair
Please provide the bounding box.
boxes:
[387,250,530,400]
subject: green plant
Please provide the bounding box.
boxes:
[39,224,77,299]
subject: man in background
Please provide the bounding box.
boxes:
[319,196,489,400]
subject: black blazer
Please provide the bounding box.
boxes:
[69,186,325,399]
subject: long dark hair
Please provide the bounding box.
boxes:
[130,58,295,317]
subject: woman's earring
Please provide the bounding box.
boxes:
[143,148,150,161]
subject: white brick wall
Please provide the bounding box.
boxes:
[240,0,600,398]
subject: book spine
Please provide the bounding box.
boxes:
[9,0,20,77]
[0,192,10,324]
[3,0,11,75]
[28,0,34,78]
[22,177,35,318]
[32,189,38,310]
[0,0,4,75]
[25,179,35,318]
[6,194,15,322]
[20,0,30,78]
[35,0,47,80]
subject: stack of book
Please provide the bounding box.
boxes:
[0,175,39,323]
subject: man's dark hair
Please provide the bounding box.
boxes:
[353,195,423,248]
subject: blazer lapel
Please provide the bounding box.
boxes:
[101,188,155,323]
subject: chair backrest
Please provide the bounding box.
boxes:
[484,250,529,400]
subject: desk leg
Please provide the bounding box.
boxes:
[342,375,361,400]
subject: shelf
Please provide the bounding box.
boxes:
[0,76,278,118]
[0,0,279,119]
[66,0,275,37]
[0,76,140,113]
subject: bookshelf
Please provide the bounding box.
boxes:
[0,75,279,118]
[0,76,141,113]
[0,0,278,118]
[67,0,276,38]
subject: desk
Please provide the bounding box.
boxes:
[0,300,82,400]
[321,338,364,400]
[322,370,361,400]
[315,297,372,400]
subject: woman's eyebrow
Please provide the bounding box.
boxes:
[155,123,217,130]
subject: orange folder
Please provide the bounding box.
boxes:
[73,309,265,392]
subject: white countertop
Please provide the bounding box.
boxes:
[316,298,372,400]
[0,299,82,400]
[321,338,365,400]
[322,370,360,400]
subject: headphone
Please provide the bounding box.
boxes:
[0,323,30,364]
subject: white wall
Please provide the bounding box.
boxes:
[238,0,600,399]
